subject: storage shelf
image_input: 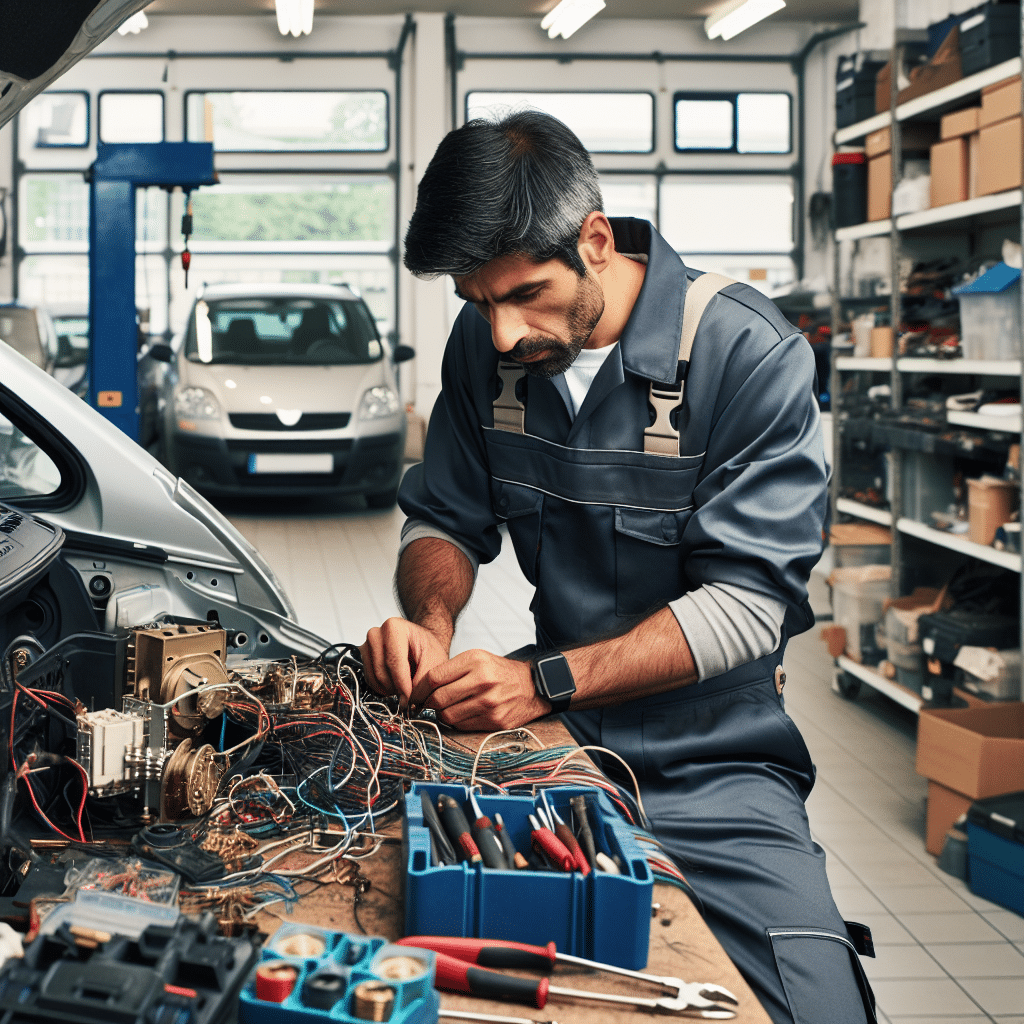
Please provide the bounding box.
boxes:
[947,410,1023,433]
[833,56,1021,144]
[897,517,1021,572]
[835,356,892,371]
[835,498,893,526]
[836,656,923,713]
[897,358,1021,375]
[835,220,891,242]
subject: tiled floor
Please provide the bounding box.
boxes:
[223,493,1024,1023]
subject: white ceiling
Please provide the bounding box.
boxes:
[145,0,861,23]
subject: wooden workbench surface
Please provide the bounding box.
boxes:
[255,719,771,1024]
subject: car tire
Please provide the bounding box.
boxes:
[366,485,399,510]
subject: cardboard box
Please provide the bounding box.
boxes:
[977,116,1022,196]
[867,153,891,221]
[864,124,938,158]
[980,75,1021,128]
[926,780,972,856]
[969,131,980,198]
[941,106,981,139]
[930,137,969,206]
[916,703,1024,800]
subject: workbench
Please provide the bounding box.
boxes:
[255,718,771,1024]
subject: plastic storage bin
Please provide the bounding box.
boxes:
[403,783,652,970]
[832,152,868,227]
[829,565,891,664]
[965,791,1024,915]
[835,53,888,128]
[238,925,439,1024]
[959,2,1022,76]
[901,451,956,524]
[953,262,1022,362]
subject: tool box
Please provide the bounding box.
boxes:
[965,791,1024,915]
[0,906,259,1024]
[403,783,653,970]
[238,924,439,1024]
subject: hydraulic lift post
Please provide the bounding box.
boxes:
[87,142,215,441]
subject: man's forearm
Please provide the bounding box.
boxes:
[563,606,698,709]
[396,537,475,652]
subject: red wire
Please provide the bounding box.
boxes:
[65,757,90,842]
[19,769,77,843]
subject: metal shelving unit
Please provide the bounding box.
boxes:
[828,13,1024,711]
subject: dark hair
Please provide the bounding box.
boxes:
[403,110,604,280]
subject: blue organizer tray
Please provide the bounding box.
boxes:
[403,783,652,970]
[238,924,439,1024]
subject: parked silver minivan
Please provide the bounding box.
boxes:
[151,283,413,506]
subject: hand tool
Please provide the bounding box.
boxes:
[429,950,737,1018]
[540,793,589,875]
[468,791,508,869]
[594,852,620,874]
[439,1010,560,1024]
[569,795,597,870]
[421,791,457,865]
[398,936,740,1009]
[494,812,529,869]
[438,794,483,864]
[527,814,574,872]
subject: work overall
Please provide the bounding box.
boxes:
[399,219,875,1023]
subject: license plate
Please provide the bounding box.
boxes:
[248,453,333,474]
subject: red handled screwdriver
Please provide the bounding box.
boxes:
[528,814,574,872]
[438,794,483,864]
[468,791,508,869]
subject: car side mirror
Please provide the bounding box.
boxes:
[393,344,415,364]
[55,335,88,368]
[147,342,174,363]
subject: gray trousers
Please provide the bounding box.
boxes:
[560,650,876,1024]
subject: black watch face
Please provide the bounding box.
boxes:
[536,653,575,701]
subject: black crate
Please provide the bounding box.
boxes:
[959,3,1021,77]
[836,54,888,128]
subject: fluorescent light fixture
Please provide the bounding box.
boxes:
[117,11,149,35]
[540,0,606,40]
[705,0,786,40]
[276,0,314,37]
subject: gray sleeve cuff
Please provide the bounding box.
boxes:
[399,518,480,579]
[669,582,785,681]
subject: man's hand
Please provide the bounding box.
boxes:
[416,650,550,731]
[360,617,450,708]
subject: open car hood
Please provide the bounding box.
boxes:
[1,0,151,128]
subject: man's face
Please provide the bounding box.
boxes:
[454,254,605,379]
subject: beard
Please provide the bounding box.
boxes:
[508,272,605,379]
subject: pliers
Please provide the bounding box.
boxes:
[399,936,739,1018]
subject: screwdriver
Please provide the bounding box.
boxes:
[468,791,508,869]
[528,814,574,872]
[420,791,457,866]
[541,794,589,876]
[569,795,597,871]
[438,794,483,864]
[494,813,529,870]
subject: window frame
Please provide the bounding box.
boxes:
[23,91,90,149]
[183,89,392,154]
[97,89,166,144]
[464,89,657,154]
[673,89,793,155]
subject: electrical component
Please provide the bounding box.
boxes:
[75,708,146,795]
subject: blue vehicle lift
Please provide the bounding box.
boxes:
[87,142,215,441]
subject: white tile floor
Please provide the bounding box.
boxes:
[223,493,1024,1023]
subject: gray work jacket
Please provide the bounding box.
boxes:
[398,218,827,654]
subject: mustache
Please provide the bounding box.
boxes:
[508,336,564,362]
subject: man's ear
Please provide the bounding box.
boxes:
[577,212,615,273]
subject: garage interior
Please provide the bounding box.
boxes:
[1,1,1024,1022]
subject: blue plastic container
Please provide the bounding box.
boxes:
[403,783,653,970]
[965,791,1024,916]
[238,924,439,1024]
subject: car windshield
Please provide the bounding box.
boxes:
[0,308,42,367]
[185,296,382,366]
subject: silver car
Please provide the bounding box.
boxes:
[151,283,412,507]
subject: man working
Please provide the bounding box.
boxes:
[361,111,874,1024]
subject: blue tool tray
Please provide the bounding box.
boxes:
[966,791,1024,916]
[238,924,439,1024]
[403,783,652,970]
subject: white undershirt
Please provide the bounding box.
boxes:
[561,344,617,416]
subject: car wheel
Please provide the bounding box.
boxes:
[366,485,399,510]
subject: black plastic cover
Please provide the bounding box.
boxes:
[0,504,64,615]
[967,791,1024,844]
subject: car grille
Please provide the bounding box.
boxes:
[228,412,351,431]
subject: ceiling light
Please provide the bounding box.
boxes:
[275,0,314,37]
[705,0,786,41]
[540,0,606,40]
[117,11,149,35]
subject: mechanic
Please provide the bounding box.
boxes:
[361,111,875,1024]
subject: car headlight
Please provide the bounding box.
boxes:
[359,385,400,421]
[174,387,220,420]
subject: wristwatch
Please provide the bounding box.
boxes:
[530,651,576,714]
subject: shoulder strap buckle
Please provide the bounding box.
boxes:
[492,359,526,434]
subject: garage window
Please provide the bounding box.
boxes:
[99,91,165,143]
[465,92,654,153]
[675,91,791,153]
[21,92,89,148]
[185,91,389,152]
